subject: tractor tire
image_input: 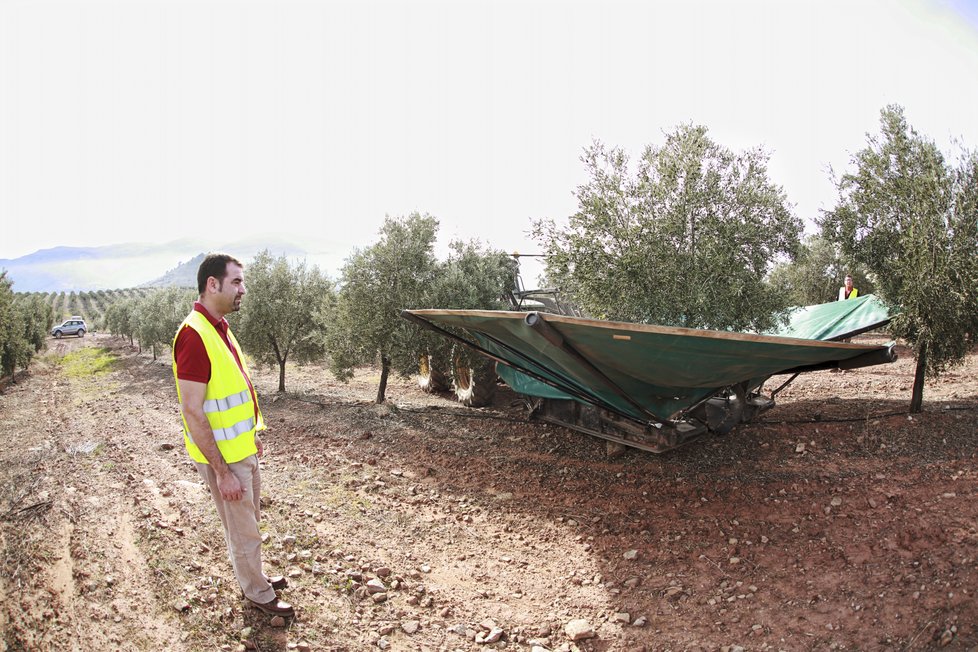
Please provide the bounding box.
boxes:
[453,357,497,407]
[417,354,450,393]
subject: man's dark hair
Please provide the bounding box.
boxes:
[197,253,243,294]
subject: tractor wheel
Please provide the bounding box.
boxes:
[417,354,450,393]
[453,357,497,407]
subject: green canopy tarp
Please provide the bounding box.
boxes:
[403,294,894,423]
[767,294,893,341]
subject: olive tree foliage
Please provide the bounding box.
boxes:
[532,127,803,332]
[0,276,29,380]
[768,234,875,306]
[424,240,514,366]
[325,213,440,403]
[820,105,978,413]
[1,273,32,380]
[234,251,335,393]
[135,287,197,360]
[0,273,53,381]
[430,241,513,310]
[17,294,54,359]
[105,298,139,346]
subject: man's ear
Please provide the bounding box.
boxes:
[205,276,219,294]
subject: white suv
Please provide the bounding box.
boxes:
[52,317,87,338]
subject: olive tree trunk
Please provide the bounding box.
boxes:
[376,354,391,404]
[272,341,287,393]
[910,342,926,414]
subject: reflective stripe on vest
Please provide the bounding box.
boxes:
[203,388,252,414]
[172,310,264,464]
[212,416,256,442]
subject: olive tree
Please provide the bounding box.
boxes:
[429,240,513,311]
[820,104,978,413]
[135,287,196,360]
[533,126,802,332]
[0,272,28,380]
[105,298,138,346]
[0,274,52,381]
[422,240,515,397]
[234,250,334,393]
[325,213,441,403]
[16,294,53,361]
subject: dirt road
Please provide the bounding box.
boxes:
[2,334,977,651]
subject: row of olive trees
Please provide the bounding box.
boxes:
[97,222,511,403]
[232,217,511,400]
[305,114,971,413]
[103,287,198,360]
[42,105,977,415]
[182,104,975,414]
[532,107,977,412]
[0,272,55,381]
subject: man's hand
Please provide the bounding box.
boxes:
[216,469,244,501]
[255,434,264,457]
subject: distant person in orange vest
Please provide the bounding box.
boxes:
[838,275,858,301]
[172,253,294,617]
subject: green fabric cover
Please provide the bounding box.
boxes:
[766,294,893,340]
[407,295,893,422]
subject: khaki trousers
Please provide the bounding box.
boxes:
[194,455,276,604]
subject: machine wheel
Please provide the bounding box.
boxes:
[54,330,63,339]
[417,354,450,393]
[453,356,497,407]
[77,329,86,338]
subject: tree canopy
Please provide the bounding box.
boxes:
[533,126,802,332]
[428,240,513,311]
[104,297,139,345]
[326,213,440,403]
[820,104,978,412]
[135,287,197,360]
[0,272,53,380]
[234,251,334,393]
[327,214,514,403]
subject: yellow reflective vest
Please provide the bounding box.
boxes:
[838,287,859,300]
[172,310,264,464]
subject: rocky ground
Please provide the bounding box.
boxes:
[1,333,977,652]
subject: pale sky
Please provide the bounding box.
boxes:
[2,0,978,281]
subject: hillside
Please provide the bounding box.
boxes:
[140,253,204,288]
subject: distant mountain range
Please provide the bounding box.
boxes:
[1,235,345,293]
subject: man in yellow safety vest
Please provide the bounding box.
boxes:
[838,274,859,301]
[172,253,294,617]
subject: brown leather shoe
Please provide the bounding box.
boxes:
[266,575,289,590]
[248,597,295,616]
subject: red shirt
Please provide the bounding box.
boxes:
[174,302,258,415]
